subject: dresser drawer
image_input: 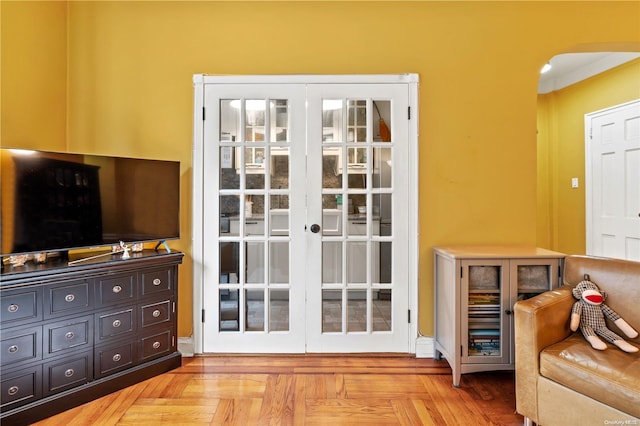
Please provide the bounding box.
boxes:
[95,342,135,378]
[140,300,172,329]
[1,287,42,326]
[0,325,42,368]
[43,351,92,396]
[45,280,93,318]
[140,267,173,298]
[96,308,135,341]
[44,316,93,357]
[140,330,173,362]
[0,365,42,409]
[95,274,136,307]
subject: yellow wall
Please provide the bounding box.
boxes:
[1,1,67,151]
[537,59,640,255]
[2,1,640,339]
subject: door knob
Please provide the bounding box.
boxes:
[310,224,321,233]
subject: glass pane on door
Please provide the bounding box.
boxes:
[467,265,502,357]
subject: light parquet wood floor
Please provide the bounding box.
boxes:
[31,355,523,425]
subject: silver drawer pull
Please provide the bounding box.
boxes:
[8,386,19,396]
[65,294,75,302]
[112,285,122,293]
[153,278,162,286]
[8,304,19,313]
[152,309,161,318]
[152,341,161,349]
[112,353,122,362]
[8,345,19,354]
[65,332,75,340]
[64,369,74,378]
[112,319,122,328]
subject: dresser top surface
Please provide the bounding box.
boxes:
[1,249,183,286]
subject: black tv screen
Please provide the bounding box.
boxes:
[1,149,180,256]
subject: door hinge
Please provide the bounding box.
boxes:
[408,106,411,120]
[460,266,464,278]
[202,107,206,121]
[201,309,205,323]
[172,301,176,313]
[408,309,411,323]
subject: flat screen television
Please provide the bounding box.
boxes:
[1,148,180,257]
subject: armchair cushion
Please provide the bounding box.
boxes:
[540,333,640,418]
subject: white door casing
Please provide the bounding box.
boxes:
[586,99,640,261]
[191,74,419,354]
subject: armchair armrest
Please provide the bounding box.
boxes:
[514,286,575,421]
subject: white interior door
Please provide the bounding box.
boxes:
[586,100,640,261]
[195,75,416,354]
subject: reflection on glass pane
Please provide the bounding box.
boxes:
[373,194,391,228]
[245,195,264,234]
[245,147,265,167]
[220,147,240,190]
[270,197,289,237]
[373,100,391,142]
[322,99,343,142]
[322,203,342,237]
[245,242,264,283]
[220,289,239,332]
[469,266,501,291]
[245,100,266,142]
[220,99,240,142]
[270,289,289,332]
[246,289,264,331]
[347,100,367,143]
[220,195,239,236]
[347,242,367,283]
[322,289,342,333]
[377,242,392,284]
[220,242,239,283]
[349,194,365,218]
[270,242,289,283]
[517,265,550,291]
[271,100,289,142]
[323,147,342,188]
[246,171,265,190]
[373,147,392,189]
[373,289,392,332]
[323,242,342,283]
[347,290,367,332]
[271,147,289,188]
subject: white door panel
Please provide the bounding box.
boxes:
[587,100,640,261]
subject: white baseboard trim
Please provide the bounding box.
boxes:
[178,336,194,357]
[415,336,435,358]
[180,335,433,358]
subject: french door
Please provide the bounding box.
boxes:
[193,75,417,353]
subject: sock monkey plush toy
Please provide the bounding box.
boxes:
[570,278,639,353]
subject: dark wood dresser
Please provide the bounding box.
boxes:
[0,250,183,425]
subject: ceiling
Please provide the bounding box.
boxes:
[538,52,640,94]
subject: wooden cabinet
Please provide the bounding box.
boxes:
[0,250,182,425]
[433,246,564,387]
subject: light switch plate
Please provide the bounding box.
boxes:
[571,177,579,188]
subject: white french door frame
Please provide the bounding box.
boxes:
[191,74,420,355]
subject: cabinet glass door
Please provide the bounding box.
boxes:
[461,260,510,364]
[512,258,560,303]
